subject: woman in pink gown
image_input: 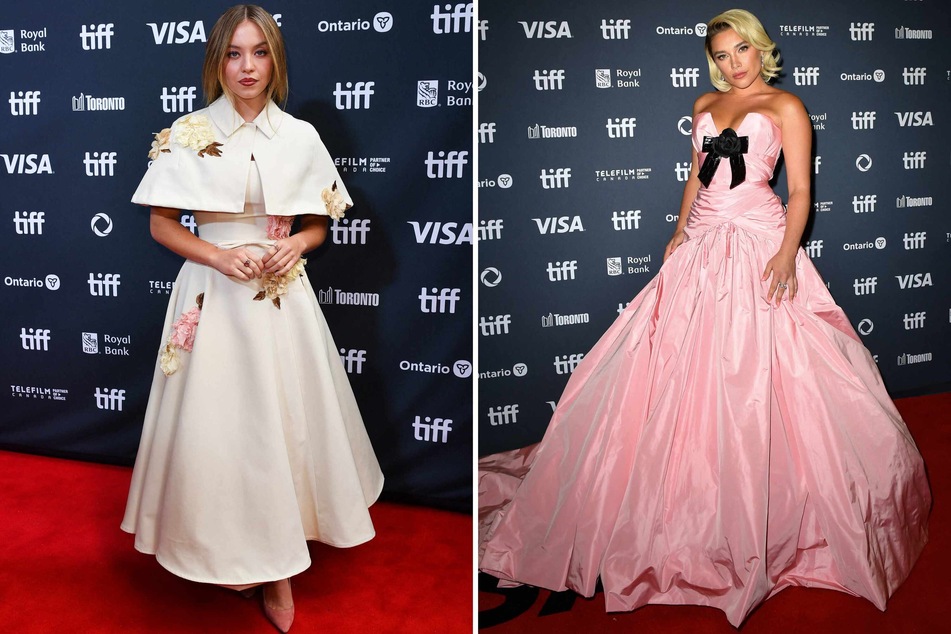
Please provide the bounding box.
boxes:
[478,9,931,627]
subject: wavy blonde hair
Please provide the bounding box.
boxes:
[202,4,288,106]
[704,9,780,92]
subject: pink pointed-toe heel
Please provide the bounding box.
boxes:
[262,578,295,632]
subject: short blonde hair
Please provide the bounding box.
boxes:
[202,5,288,106]
[704,9,780,92]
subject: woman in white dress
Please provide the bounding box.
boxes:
[121,6,384,631]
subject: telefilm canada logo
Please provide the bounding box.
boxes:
[594,167,651,182]
[10,384,68,400]
[778,24,830,36]
[333,156,390,174]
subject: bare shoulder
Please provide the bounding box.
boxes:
[693,91,720,115]
[768,90,808,126]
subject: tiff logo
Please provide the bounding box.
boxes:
[903,312,926,330]
[487,405,519,425]
[853,276,878,295]
[412,416,452,442]
[13,211,45,234]
[675,161,691,181]
[814,155,822,174]
[903,231,926,249]
[611,209,641,230]
[181,214,197,234]
[8,90,40,116]
[331,218,371,245]
[477,219,503,240]
[80,23,114,50]
[338,348,367,374]
[84,151,117,177]
[539,168,571,188]
[852,194,877,213]
[418,287,461,313]
[479,314,511,336]
[161,86,197,113]
[478,122,496,143]
[425,150,468,178]
[477,20,488,40]
[902,151,926,169]
[20,327,50,351]
[547,260,578,281]
[849,22,874,41]
[553,353,584,375]
[533,69,566,90]
[805,239,824,258]
[902,67,926,85]
[670,67,700,87]
[334,81,374,109]
[601,19,631,39]
[606,117,636,138]
[793,66,820,85]
[88,273,121,296]
[94,388,125,411]
[851,111,876,129]
[431,3,473,34]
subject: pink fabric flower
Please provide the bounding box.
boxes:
[168,306,201,351]
[267,215,293,240]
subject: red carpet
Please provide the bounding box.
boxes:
[479,392,951,632]
[0,451,472,633]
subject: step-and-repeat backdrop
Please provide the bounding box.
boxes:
[1,1,473,511]
[478,0,950,455]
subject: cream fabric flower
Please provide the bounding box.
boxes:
[148,128,171,160]
[174,114,219,153]
[322,181,351,220]
[254,258,306,309]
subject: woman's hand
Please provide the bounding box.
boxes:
[209,248,264,281]
[664,229,686,262]
[262,235,306,276]
[762,251,798,305]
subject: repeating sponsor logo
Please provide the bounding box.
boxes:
[333,156,390,174]
[606,117,636,138]
[477,20,488,40]
[903,67,926,84]
[477,219,503,240]
[852,194,877,213]
[408,221,472,245]
[331,218,371,245]
[596,68,642,88]
[2,153,53,174]
[72,93,125,112]
[317,12,393,33]
[161,86,197,113]
[81,23,114,50]
[400,359,466,376]
[805,239,824,258]
[13,211,44,235]
[478,173,512,189]
[794,66,820,85]
[487,405,519,425]
[607,254,652,276]
[814,200,833,212]
[412,415,453,442]
[453,360,472,378]
[675,161,691,181]
[895,111,933,126]
[814,155,822,173]
[897,352,933,366]
[533,69,565,90]
[478,122,496,143]
[84,152,117,177]
[842,237,886,251]
[5,274,60,290]
[902,151,926,169]
[547,260,578,281]
[0,29,13,53]
[418,287,461,313]
[8,90,40,116]
[849,22,874,41]
[855,154,873,171]
[857,318,874,335]
[417,80,438,107]
[478,362,527,379]
[334,81,374,109]
[480,267,502,287]
[11,384,67,400]
[94,387,126,411]
[904,231,927,249]
[20,327,50,351]
[91,212,113,237]
[677,116,693,135]
[431,3,473,34]
[895,26,933,39]
[670,67,700,88]
[425,150,467,178]
[82,332,130,355]
[147,21,206,44]
[479,314,511,336]
[611,209,641,230]
[339,348,367,373]
[594,166,651,182]
[541,312,590,327]
[851,111,875,129]
[539,168,571,188]
[853,276,878,295]
[553,353,584,374]
[477,72,486,91]
[149,280,174,294]
[897,194,933,208]
[519,21,572,38]
[181,215,196,234]
[602,19,631,39]
[896,272,932,289]
[528,123,578,139]
[655,23,707,36]
[533,215,584,234]
[88,273,121,296]
[778,24,830,37]
[810,112,827,130]
[903,312,926,330]
[841,69,886,82]
[316,287,380,306]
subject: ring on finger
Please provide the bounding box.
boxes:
[243,259,251,268]
[777,282,788,289]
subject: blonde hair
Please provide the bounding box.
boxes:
[202,5,288,106]
[704,9,781,92]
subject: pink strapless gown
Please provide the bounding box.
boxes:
[478,112,931,627]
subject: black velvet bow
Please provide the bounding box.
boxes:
[698,128,749,189]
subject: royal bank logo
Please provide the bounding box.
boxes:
[595,68,642,89]
[91,212,113,237]
[94,388,126,411]
[810,112,827,130]
[331,218,371,245]
[487,405,519,425]
[519,21,572,38]
[317,287,380,306]
[895,111,933,126]
[339,348,367,373]
[417,80,438,107]
[8,90,40,116]
[2,153,53,174]
[161,86,197,113]
[412,416,453,442]
[778,24,830,37]
[849,22,874,41]
[794,66,820,85]
[20,327,50,351]
[431,3,473,34]
[146,20,206,44]
[408,221,473,245]
[13,211,45,235]
[606,255,652,276]
[317,12,393,33]
[601,19,630,39]
[415,78,472,107]
[81,24,114,50]
[477,219,503,240]
[72,93,126,112]
[82,332,130,355]
[895,26,933,39]
[479,314,511,336]
[82,332,99,354]
[0,29,15,54]
[334,81,374,109]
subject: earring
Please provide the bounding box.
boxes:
[719,74,725,81]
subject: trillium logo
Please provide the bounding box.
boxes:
[373,12,393,32]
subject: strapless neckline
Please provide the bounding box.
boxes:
[699,111,780,136]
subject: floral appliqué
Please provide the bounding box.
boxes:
[254,216,303,309]
[266,215,293,240]
[160,293,204,376]
[322,181,351,220]
[148,128,171,160]
[174,114,223,158]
